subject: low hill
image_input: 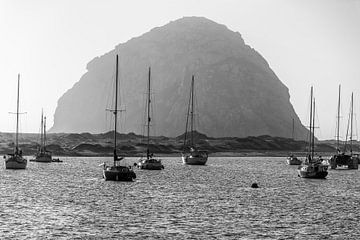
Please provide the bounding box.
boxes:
[0,131,346,157]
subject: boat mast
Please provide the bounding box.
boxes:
[308,86,313,159]
[350,92,354,155]
[40,110,44,151]
[190,75,194,147]
[292,118,295,140]
[312,98,316,160]
[44,116,47,152]
[147,67,151,159]
[15,74,20,154]
[183,77,192,150]
[113,54,119,165]
[336,85,341,152]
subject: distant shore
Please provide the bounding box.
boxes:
[17,151,337,159]
[0,131,356,158]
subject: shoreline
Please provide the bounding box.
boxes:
[18,151,336,158]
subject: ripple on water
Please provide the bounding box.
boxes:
[0,156,360,239]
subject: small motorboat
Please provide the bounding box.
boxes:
[52,158,63,163]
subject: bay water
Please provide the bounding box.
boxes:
[1,157,359,239]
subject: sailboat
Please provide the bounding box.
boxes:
[136,67,164,170]
[4,74,27,169]
[31,111,52,162]
[286,118,302,165]
[329,87,358,169]
[102,54,136,181]
[181,75,208,165]
[287,155,302,165]
[347,93,360,165]
[297,87,328,178]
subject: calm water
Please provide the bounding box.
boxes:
[1,156,360,239]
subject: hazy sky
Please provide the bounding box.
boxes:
[0,0,359,140]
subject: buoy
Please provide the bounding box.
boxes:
[251,183,259,188]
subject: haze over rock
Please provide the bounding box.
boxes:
[51,16,308,139]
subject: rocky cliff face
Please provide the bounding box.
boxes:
[51,17,308,139]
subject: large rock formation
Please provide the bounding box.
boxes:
[51,17,308,139]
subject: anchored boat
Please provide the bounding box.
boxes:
[4,74,27,169]
[298,156,328,179]
[103,153,136,181]
[286,119,302,165]
[31,111,52,162]
[136,67,164,170]
[329,87,358,170]
[102,54,136,181]
[297,87,328,179]
[287,155,302,165]
[181,75,208,165]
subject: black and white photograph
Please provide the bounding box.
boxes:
[1,0,360,239]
